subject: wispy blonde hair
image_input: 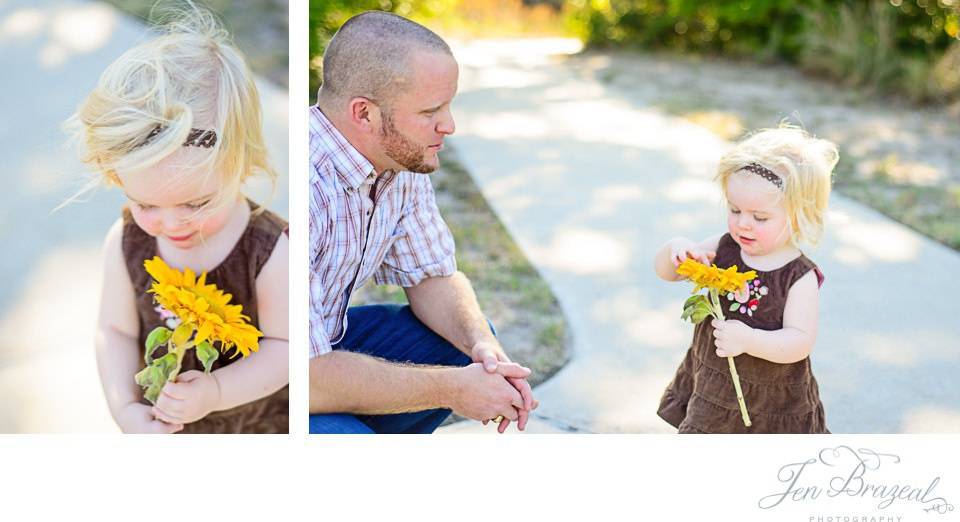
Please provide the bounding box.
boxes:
[715,126,839,247]
[66,2,275,215]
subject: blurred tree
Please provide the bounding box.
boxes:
[564,0,960,103]
[308,0,566,102]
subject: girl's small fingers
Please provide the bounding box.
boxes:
[160,382,187,400]
[156,395,184,415]
[151,407,181,426]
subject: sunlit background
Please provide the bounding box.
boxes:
[312,1,960,433]
[0,0,288,432]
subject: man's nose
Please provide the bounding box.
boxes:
[436,109,455,135]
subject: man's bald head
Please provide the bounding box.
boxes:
[319,11,452,110]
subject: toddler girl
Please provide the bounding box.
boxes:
[68,6,288,433]
[653,126,838,433]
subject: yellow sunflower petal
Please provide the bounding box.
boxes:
[143,256,262,358]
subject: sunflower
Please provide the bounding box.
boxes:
[675,257,756,427]
[144,256,262,358]
[715,265,757,294]
[676,258,756,294]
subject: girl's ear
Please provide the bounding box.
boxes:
[346,97,381,135]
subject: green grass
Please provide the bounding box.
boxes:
[834,167,960,251]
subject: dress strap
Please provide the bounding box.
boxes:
[223,199,288,279]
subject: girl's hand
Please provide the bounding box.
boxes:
[152,370,222,425]
[712,319,755,358]
[117,402,183,434]
[669,238,716,267]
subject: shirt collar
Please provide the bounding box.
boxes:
[311,106,376,191]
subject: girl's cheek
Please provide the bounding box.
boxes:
[131,209,160,236]
[197,211,230,238]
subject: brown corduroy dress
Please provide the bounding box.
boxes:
[657,233,828,434]
[122,200,289,434]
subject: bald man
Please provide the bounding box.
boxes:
[309,11,537,434]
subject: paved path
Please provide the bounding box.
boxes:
[440,39,960,434]
[0,0,287,433]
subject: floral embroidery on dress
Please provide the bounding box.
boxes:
[154,303,182,329]
[726,278,768,317]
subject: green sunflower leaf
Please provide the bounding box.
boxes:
[144,326,172,364]
[134,366,152,387]
[683,294,704,309]
[196,341,218,373]
[157,352,179,382]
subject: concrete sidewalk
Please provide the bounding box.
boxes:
[440,39,960,434]
[0,0,288,433]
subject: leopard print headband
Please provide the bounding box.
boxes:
[739,162,783,190]
[140,126,218,148]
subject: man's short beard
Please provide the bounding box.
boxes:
[379,110,436,174]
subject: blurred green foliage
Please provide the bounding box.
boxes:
[309,0,566,102]
[106,0,288,87]
[564,0,960,103]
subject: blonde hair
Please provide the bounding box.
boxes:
[66,2,275,216]
[715,126,839,247]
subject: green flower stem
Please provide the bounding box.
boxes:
[709,288,752,428]
[168,335,197,383]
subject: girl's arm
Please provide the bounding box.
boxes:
[209,232,290,410]
[713,269,820,364]
[96,219,182,433]
[653,234,722,281]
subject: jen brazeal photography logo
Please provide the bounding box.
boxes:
[758,446,954,517]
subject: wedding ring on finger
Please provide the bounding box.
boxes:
[492,415,504,423]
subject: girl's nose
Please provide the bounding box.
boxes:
[738,214,752,229]
[160,209,188,231]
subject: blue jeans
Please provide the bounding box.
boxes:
[310,304,473,434]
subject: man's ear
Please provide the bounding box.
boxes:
[347,97,381,134]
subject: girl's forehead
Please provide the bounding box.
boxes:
[117,152,222,205]
[725,171,784,211]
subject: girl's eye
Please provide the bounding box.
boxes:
[136,202,155,211]
[755,216,768,223]
[729,208,740,214]
[185,199,211,210]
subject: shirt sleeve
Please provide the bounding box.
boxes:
[309,163,335,359]
[373,174,456,287]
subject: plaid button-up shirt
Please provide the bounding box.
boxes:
[309,106,457,358]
